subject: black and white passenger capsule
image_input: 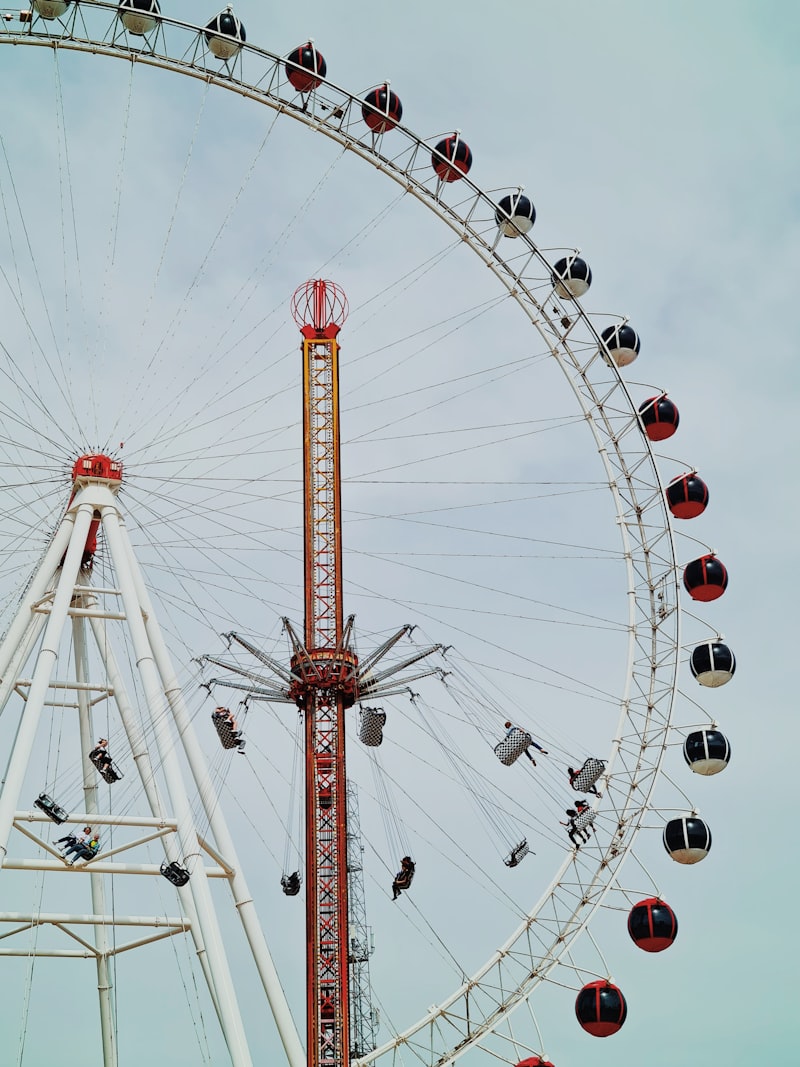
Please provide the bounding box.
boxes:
[32,0,70,17]
[663,814,712,863]
[551,253,592,298]
[690,640,735,687]
[205,5,246,60]
[118,0,160,35]
[683,728,731,775]
[600,322,640,367]
[495,191,536,236]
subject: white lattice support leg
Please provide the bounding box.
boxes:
[100,504,253,1067]
[0,506,76,689]
[0,610,47,721]
[115,515,307,1067]
[85,609,223,1022]
[0,501,94,862]
[74,615,118,1067]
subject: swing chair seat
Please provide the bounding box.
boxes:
[504,838,530,867]
[212,711,241,750]
[71,842,100,863]
[570,757,605,792]
[160,860,191,887]
[573,808,596,832]
[34,792,69,824]
[97,762,122,784]
[392,860,415,893]
[494,728,532,766]
[281,872,301,896]
[358,706,386,747]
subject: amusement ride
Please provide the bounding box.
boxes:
[0,4,735,1065]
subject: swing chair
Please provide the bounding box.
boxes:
[211,704,246,752]
[34,792,69,824]
[391,856,415,899]
[494,727,533,766]
[503,839,530,868]
[281,712,304,899]
[358,706,386,747]
[95,760,123,785]
[568,757,605,793]
[160,860,191,887]
[281,872,301,896]
[573,807,596,833]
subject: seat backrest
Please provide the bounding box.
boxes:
[212,714,240,749]
[573,809,596,831]
[358,707,386,747]
[571,758,605,791]
[494,728,532,766]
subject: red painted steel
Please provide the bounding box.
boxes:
[292,281,354,1067]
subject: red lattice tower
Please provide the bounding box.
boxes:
[291,279,354,1067]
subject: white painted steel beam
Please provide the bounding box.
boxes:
[0,912,189,927]
[15,812,178,829]
[84,606,225,1023]
[101,505,253,1067]
[121,519,306,1067]
[0,499,95,862]
[1,858,228,876]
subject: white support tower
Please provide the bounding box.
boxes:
[0,455,305,1067]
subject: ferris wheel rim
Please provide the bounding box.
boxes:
[0,5,683,1064]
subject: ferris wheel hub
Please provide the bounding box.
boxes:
[71,454,123,490]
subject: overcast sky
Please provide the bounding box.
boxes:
[0,2,796,1065]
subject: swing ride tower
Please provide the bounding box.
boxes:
[290,279,354,1067]
[203,279,447,1067]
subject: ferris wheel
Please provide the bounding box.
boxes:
[0,4,735,1066]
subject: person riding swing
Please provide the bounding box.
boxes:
[88,738,121,783]
[392,856,415,900]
